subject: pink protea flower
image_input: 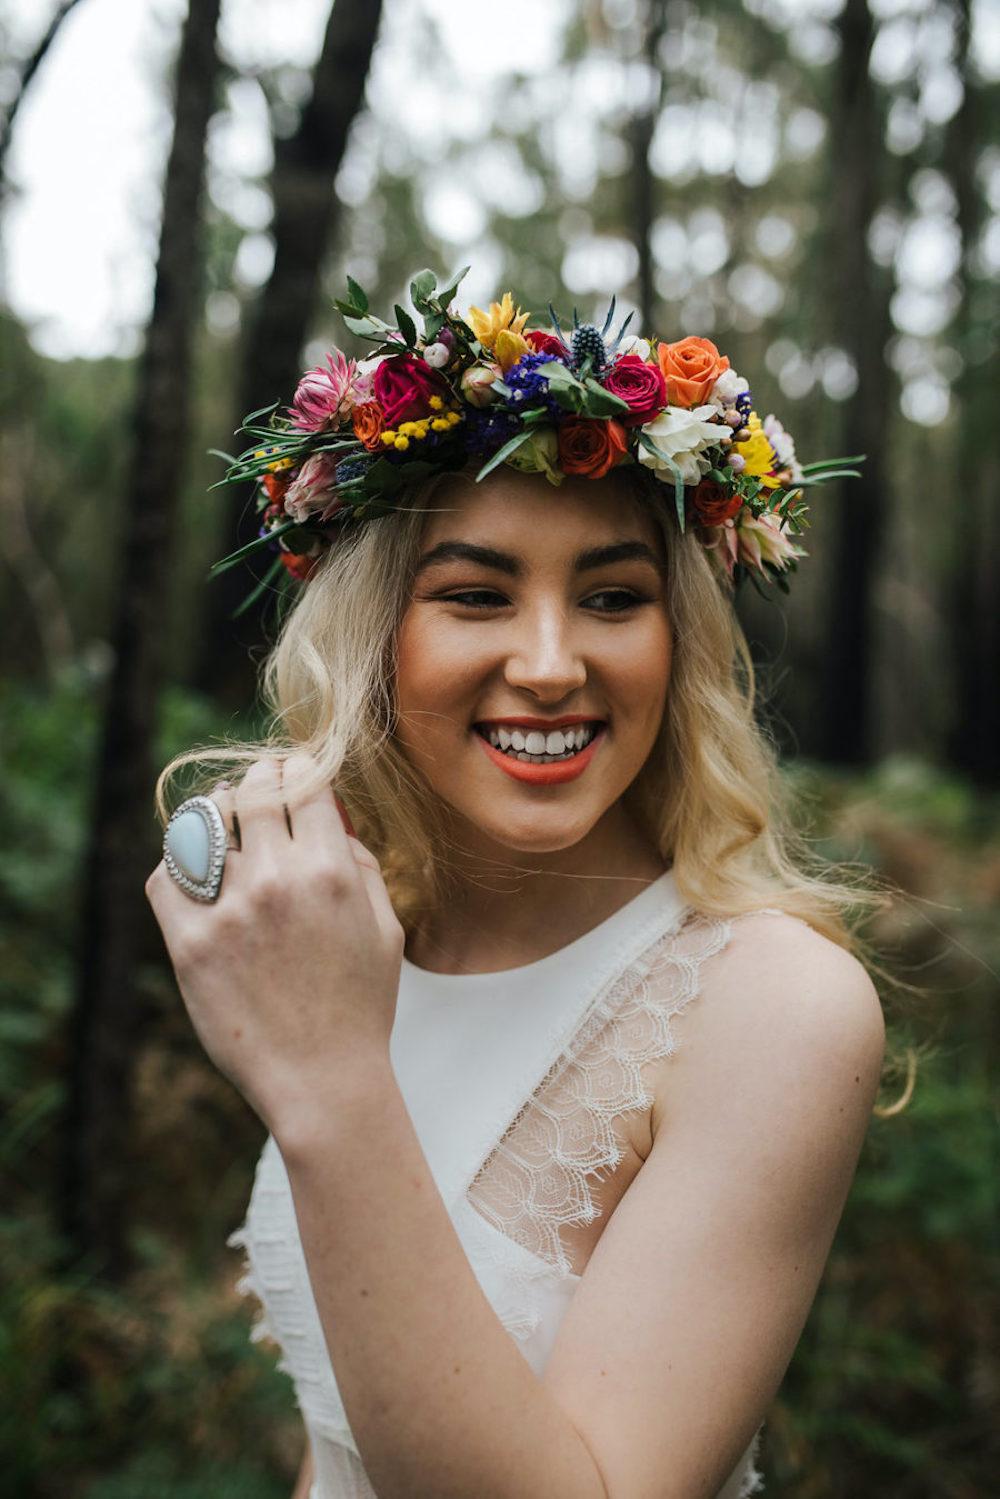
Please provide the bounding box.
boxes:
[283,453,340,523]
[289,349,359,432]
[736,510,808,574]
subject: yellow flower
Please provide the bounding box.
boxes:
[446,410,462,426]
[381,430,397,445]
[429,395,445,411]
[466,291,529,352]
[394,435,410,451]
[495,329,530,372]
[431,418,450,432]
[732,412,780,489]
[265,456,295,473]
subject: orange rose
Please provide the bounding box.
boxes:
[657,336,730,408]
[557,418,629,478]
[351,400,385,451]
[689,479,743,527]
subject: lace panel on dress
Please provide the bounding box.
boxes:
[465,908,734,1281]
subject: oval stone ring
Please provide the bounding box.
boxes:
[163,795,233,902]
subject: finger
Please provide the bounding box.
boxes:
[282,750,352,852]
[349,839,404,949]
[209,780,240,849]
[234,758,288,859]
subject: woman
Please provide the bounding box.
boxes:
[148,277,890,1499]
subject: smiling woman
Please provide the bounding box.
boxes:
[152,440,892,1496]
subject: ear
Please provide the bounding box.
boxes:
[333,794,357,838]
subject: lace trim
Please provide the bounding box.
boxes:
[466,908,734,1283]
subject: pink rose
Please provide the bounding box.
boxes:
[372,353,451,428]
[603,354,667,428]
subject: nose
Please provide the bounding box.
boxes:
[502,601,588,702]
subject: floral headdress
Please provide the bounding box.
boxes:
[211,266,862,613]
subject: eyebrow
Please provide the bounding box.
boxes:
[414,539,664,577]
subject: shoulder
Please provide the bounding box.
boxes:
[650,907,885,1140]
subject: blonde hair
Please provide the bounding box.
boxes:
[158,468,917,1116]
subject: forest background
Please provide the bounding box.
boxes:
[0,0,997,1495]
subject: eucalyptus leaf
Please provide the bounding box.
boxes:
[410,269,437,309]
[582,378,630,416]
[345,276,369,313]
[437,264,471,309]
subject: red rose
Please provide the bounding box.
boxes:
[372,353,451,428]
[689,479,743,526]
[557,418,629,479]
[602,354,667,427]
[526,330,567,359]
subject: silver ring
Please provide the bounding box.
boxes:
[163,795,232,902]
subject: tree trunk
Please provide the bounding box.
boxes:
[58,0,222,1282]
[629,0,668,333]
[943,0,1000,784]
[198,0,385,704]
[820,0,893,765]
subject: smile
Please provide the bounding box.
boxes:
[472,720,607,785]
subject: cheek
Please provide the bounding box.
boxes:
[394,611,482,727]
[605,616,672,723]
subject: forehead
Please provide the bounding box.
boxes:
[417,469,663,555]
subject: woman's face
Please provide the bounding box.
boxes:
[393,470,672,857]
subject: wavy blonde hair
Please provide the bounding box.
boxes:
[158,468,917,1116]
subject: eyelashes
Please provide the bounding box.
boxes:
[436,588,649,614]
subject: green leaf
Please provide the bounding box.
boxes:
[345,276,369,313]
[394,304,418,346]
[800,453,866,472]
[362,457,405,496]
[475,429,535,482]
[793,468,863,486]
[342,312,396,342]
[231,556,286,620]
[410,268,437,309]
[581,378,630,417]
[238,399,281,428]
[437,264,471,309]
[423,311,445,342]
[207,447,238,465]
[208,522,298,577]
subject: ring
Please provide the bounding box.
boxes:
[163,795,232,902]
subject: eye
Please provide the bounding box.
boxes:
[438,589,508,609]
[583,589,646,613]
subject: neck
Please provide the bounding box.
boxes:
[406,804,670,976]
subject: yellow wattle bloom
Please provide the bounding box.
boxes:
[466,291,530,352]
[732,412,780,489]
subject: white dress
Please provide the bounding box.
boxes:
[228,869,767,1497]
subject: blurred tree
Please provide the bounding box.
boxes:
[820,0,894,764]
[943,0,1000,785]
[59,0,223,1281]
[199,0,386,706]
[0,0,87,191]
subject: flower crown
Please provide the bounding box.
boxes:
[211,266,862,613]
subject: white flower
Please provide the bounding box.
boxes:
[423,341,450,369]
[710,368,750,410]
[618,334,652,362]
[638,404,723,486]
[762,413,804,480]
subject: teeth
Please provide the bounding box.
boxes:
[479,723,601,763]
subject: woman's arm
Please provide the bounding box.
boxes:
[278,914,884,1499]
[290,1439,314,1499]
